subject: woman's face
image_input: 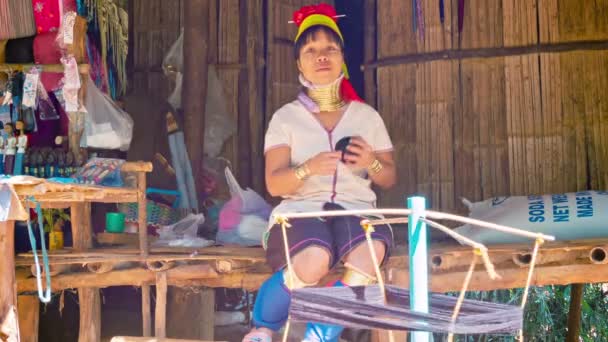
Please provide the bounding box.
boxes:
[297,30,343,86]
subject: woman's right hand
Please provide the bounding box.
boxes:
[305,152,342,176]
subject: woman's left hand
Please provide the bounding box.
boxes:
[344,136,376,169]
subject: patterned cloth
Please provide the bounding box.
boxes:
[32,0,61,34]
[34,32,63,91]
[0,1,37,40]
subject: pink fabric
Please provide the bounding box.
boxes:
[218,197,243,231]
[34,32,63,91]
[32,0,61,34]
[62,0,77,13]
[34,32,61,63]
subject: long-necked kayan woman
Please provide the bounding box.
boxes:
[243,3,397,341]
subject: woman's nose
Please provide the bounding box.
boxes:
[317,54,329,63]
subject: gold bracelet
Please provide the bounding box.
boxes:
[367,159,383,174]
[294,163,311,181]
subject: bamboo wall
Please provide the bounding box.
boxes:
[128,0,266,194]
[373,0,608,214]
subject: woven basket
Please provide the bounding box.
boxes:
[117,200,186,228]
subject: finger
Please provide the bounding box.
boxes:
[343,154,361,163]
[349,140,371,152]
[346,145,365,155]
[349,136,368,146]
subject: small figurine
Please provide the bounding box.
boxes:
[4,123,16,175]
[65,151,74,176]
[46,151,55,178]
[13,120,27,175]
[56,149,66,177]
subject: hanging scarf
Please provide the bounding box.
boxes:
[32,0,61,34]
[0,1,37,40]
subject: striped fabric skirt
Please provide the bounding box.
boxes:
[0,0,37,40]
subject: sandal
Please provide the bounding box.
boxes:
[242,329,272,342]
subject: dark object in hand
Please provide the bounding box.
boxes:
[335,136,354,162]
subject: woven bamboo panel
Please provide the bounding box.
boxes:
[266,0,327,116]
[415,60,456,211]
[539,0,608,43]
[216,0,241,176]
[454,58,509,211]
[131,0,182,98]
[377,0,416,57]
[376,64,417,207]
[456,0,505,49]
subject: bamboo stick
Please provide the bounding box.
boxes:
[0,63,90,74]
[362,40,608,69]
[275,209,555,241]
[142,285,151,337]
[155,272,168,338]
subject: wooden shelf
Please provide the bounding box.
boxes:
[0,63,90,74]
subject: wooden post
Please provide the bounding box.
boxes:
[363,0,377,107]
[17,295,39,342]
[566,283,584,341]
[137,170,151,337]
[167,288,215,340]
[142,286,151,337]
[155,272,168,338]
[0,220,19,341]
[237,0,252,188]
[71,202,101,342]
[408,197,430,342]
[182,0,210,189]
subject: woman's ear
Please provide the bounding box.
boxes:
[296,59,303,73]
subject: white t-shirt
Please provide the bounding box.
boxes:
[264,100,394,218]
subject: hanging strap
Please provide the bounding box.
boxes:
[26,198,52,303]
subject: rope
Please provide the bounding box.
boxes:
[362,223,395,342]
[447,253,479,342]
[361,217,408,226]
[517,237,543,341]
[26,197,52,303]
[277,216,293,342]
[275,208,555,242]
[419,217,499,280]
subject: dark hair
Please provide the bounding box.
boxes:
[294,25,344,60]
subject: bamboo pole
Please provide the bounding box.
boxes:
[155,272,168,338]
[182,0,210,192]
[362,40,608,69]
[142,286,151,337]
[137,169,151,337]
[0,63,90,74]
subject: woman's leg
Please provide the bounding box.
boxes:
[243,218,335,341]
[303,212,393,342]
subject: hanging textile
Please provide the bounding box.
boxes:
[58,13,88,63]
[290,285,523,335]
[5,36,36,64]
[80,0,129,98]
[0,1,37,40]
[439,0,445,24]
[32,0,61,34]
[34,32,63,91]
[0,40,7,89]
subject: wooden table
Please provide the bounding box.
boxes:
[0,161,152,342]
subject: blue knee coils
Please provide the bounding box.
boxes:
[252,270,291,331]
